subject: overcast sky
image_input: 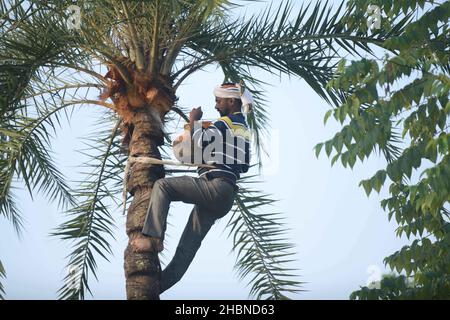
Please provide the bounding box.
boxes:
[0,0,415,299]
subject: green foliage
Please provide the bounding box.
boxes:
[227,174,303,299]
[0,260,5,300]
[0,0,411,299]
[51,117,125,300]
[316,0,450,299]
[350,273,416,300]
[186,0,409,160]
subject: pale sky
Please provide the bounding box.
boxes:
[0,0,415,299]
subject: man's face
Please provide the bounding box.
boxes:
[215,97,232,117]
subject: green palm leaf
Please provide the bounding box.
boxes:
[0,0,412,300]
[0,260,5,300]
[177,0,410,163]
[227,174,304,299]
[52,116,125,300]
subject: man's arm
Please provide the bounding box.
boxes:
[187,107,203,137]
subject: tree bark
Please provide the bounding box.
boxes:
[124,107,166,300]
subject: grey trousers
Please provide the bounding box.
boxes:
[142,175,238,293]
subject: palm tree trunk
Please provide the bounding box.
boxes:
[124,107,165,300]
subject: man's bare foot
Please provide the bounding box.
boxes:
[131,236,164,253]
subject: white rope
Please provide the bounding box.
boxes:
[128,156,216,168]
[122,156,216,215]
[122,157,131,215]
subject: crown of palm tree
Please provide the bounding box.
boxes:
[0,0,410,299]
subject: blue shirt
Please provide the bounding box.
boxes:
[192,112,250,182]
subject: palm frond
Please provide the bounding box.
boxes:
[0,0,104,100]
[179,0,410,103]
[226,174,304,299]
[52,116,124,300]
[0,102,75,240]
[378,125,403,164]
[0,167,23,235]
[0,63,33,118]
[0,102,77,207]
[0,0,36,34]
[1,1,109,215]
[0,259,6,300]
[0,0,413,300]
[172,0,409,168]
[0,121,24,234]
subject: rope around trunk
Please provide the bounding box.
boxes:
[122,107,212,214]
[122,156,216,215]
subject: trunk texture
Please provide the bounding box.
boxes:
[124,108,166,300]
[101,63,175,299]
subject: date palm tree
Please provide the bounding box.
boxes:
[0,0,409,299]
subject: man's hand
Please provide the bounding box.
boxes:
[189,107,203,122]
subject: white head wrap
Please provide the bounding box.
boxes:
[213,83,253,116]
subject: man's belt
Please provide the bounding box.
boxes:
[204,172,238,190]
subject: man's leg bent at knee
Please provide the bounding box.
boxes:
[131,178,174,253]
[132,176,222,253]
[160,205,216,293]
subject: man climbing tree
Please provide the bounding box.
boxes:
[1,0,412,300]
[131,83,252,294]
